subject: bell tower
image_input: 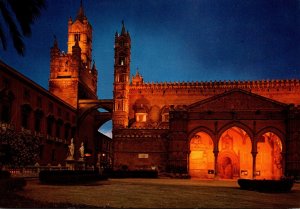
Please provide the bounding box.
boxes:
[49,2,97,108]
[67,1,92,68]
[113,21,131,129]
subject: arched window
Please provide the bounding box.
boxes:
[46,115,55,136]
[161,106,170,122]
[56,119,63,138]
[74,34,80,41]
[135,104,148,122]
[64,123,71,140]
[0,89,14,123]
[1,104,11,122]
[34,110,44,132]
[21,104,32,129]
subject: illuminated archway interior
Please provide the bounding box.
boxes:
[218,127,252,179]
[189,132,214,178]
[256,132,283,180]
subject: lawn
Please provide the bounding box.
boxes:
[8,178,300,208]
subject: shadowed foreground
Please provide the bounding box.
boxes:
[16,178,300,208]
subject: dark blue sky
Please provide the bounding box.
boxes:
[1,0,299,100]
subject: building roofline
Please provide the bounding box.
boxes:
[0,59,76,111]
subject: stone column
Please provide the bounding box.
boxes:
[186,151,190,175]
[251,151,257,179]
[281,152,286,177]
[213,150,219,179]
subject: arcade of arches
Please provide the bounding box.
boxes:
[189,127,283,180]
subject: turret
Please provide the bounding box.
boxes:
[113,21,131,129]
[132,68,144,85]
[50,36,60,59]
[49,2,97,107]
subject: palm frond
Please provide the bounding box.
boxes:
[0,22,7,50]
[7,0,46,36]
[0,0,24,55]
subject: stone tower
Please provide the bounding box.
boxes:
[49,3,97,108]
[113,21,131,129]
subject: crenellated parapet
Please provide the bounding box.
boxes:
[130,79,300,90]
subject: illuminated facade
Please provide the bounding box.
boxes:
[0,4,299,179]
[112,24,300,179]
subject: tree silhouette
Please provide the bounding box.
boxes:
[0,0,46,56]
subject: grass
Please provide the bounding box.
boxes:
[6,178,300,208]
[0,192,98,208]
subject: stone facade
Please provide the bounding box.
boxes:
[0,5,111,168]
[112,22,300,179]
[0,4,299,178]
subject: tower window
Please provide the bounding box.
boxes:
[74,34,80,41]
[119,57,125,66]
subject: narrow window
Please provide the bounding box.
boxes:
[74,34,80,41]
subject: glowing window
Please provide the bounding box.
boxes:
[136,113,147,122]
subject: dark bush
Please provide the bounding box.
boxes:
[39,170,108,184]
[0,177,26,192]
[0,170,11,179]
[110,169,158,178]
[238,178,294,193]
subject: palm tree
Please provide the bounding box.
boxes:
[0,0,46,56]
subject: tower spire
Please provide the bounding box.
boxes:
[76,0,85,22]
[121,20,126,35]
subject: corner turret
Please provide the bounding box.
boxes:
[132,68,144,85]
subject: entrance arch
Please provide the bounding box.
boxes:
[256,132,283,180]
[189,132,214,178]
[218,127,252,179]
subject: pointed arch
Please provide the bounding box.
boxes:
[188,126,216,149]
[255,129,284,180]
[217,121,254,146]
[218,126,253,179]
[256,126,286,153]
[189,130,215,178]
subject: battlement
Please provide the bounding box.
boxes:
[130,79,300,90]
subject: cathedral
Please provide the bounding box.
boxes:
[1,4,300,179]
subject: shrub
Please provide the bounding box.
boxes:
[0,170,11,179]
[0,177,26,192]
[238,178,294,193]
[110,170,158,178]
[39,170,107,184]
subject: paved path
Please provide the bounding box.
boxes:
[19,178,300,208]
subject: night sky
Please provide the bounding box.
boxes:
[1,0,299,134]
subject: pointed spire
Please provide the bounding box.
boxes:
[53,35,58,48]
[92,60,96,69]
[121,20,126,35]
[76,0,86,22]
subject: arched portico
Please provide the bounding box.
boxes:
[217,126,253,179]
[189,131,215,178]
[255,129,285,180]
